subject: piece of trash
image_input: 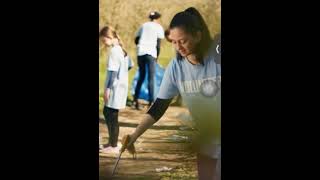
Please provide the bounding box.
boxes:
[172,135,188,140]
[163,134,190,142]
[155,166,173,172]
[179,126,192,131]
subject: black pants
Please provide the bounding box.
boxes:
[103,106,119,147]
[134,54,156,103]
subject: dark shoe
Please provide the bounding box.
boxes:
[134,100,141,110]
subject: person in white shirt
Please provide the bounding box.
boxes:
[133,11,164,110]
[99,26,134,153]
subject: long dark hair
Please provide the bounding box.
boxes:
[169,7,212,62]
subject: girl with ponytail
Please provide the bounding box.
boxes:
[99,25,134,153]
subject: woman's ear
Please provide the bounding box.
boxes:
[165,29,172,42]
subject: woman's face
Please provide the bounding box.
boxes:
[168,27,201,57]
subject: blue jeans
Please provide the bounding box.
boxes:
[134,54,156,103]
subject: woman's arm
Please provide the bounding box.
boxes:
[128,98,173,144]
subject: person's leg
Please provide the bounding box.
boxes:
[103,106,112,147]
[197,153,218,180]
[134,55,146,109]
[146,55,156,105]
[108,108,119,147]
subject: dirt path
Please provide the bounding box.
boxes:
[99,106,198,179]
